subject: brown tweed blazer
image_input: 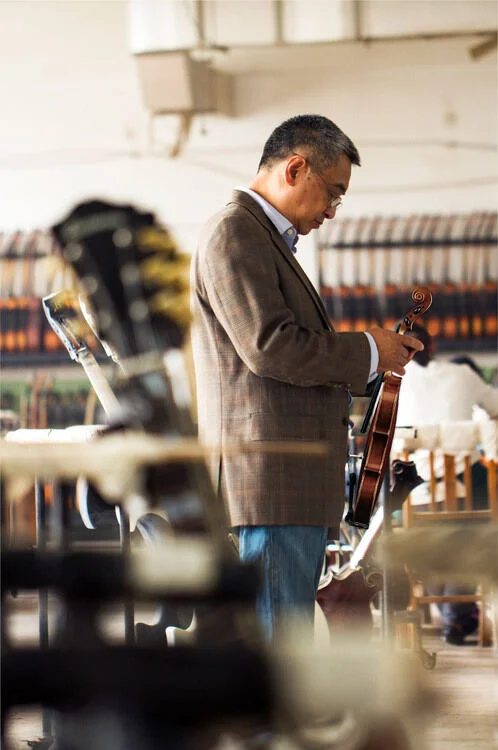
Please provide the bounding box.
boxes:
[190,190,371,530]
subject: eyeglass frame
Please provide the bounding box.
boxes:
[291,152,343,211]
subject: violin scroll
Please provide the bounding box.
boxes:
[399,286,433,335]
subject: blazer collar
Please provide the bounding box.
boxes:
[228,190,332,330]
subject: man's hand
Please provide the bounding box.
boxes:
[368,327,424,377]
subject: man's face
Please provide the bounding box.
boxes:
[288,152,352,235]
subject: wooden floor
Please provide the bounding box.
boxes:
[421,643,498,750]
[3,593,498,750]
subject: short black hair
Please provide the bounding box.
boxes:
[258,114,361,172]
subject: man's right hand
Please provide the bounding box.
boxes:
[368,327,424,377]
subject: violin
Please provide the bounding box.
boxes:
[345,286,433,529]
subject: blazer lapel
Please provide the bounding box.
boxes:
[229,191,333,331]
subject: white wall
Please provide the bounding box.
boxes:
[0,1,496,287]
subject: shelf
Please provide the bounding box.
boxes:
[435,338,498,354]
[1,351,73,368]
[0,351,111,378]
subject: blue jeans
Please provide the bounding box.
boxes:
[233,525,328,642]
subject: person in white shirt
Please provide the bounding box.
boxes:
[396,323,498,644]
[397,324,498,504]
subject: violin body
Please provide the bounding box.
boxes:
[348,375,401,528]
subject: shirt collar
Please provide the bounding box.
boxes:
[235,186,299,253]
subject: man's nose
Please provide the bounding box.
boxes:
[324,205,338,220]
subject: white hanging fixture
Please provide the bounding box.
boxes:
[128,1,234,157]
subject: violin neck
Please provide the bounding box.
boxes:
[359,373,384,435]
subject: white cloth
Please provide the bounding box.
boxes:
[395,359,498,485]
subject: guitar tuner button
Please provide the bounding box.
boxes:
[64,242,83,261]
[99,311,113,330]
[83,275,99,294]
[130,300,149,321]
[120,264,140,284]
[113,228,133,248]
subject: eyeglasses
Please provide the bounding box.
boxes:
[292,152,343,210]
[313,171,343,211]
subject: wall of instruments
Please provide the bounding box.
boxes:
[1,213,496,384]
[0,229,82,362]
[318,211,498,355]
[0,229,97,430]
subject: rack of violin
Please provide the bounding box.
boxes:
[0,228,77,359]
[318,211,497,351]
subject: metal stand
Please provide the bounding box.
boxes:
[116,506,135,645]
[380,464,437,668]
[34,477,54,745]
[380,469,395,642]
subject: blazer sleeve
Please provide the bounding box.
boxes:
[196,211,371,393]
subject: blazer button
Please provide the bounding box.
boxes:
[342,417,349,426]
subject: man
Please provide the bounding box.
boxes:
[190,114,422,642]
[396,323,498,645]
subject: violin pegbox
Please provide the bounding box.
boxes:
[400,286,433,334]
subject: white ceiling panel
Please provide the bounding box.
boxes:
[127,0,497,53]
[203,0,278,46]
[362,0,497,38]
[282,0,356,43]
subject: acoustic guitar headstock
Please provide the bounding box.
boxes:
[52,200,191,364]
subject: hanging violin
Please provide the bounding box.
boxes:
[345,286,433,529]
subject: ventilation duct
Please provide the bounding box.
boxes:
[135,50,222,115]
[128,1,233,119]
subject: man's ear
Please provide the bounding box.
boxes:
[284,154,306,185]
